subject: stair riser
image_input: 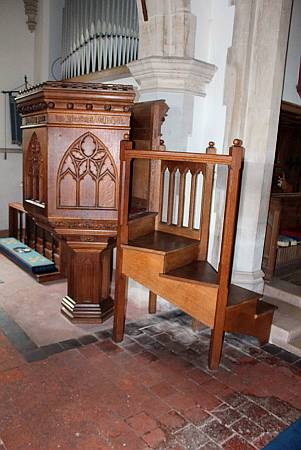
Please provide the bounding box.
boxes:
[122,247,218,327]
[270,323,301,342]
[226,299,258,316]
[128,214,157,241]
[225,311,274,345]
[164,245,199,273]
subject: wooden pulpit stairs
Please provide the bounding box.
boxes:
[113,139,277,369]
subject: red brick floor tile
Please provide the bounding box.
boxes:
[193,389,222,411]
[151,381,177,398]
[174,424,209,449]
[212,404,242,427]
[232,417,265,442]
[186,367,212,385]
[140,396,171,419]
[134,350,159,364]
[159,410,188,433]
[202,379,232,397]
[124,342,145,354]
[0,415,37,450]
[201,418,235,444]
[164,391,197,411]
[97,339,124,354]
[257,414,287,434]
[139,368,165,387]
[182,406,211,426]
[237,401,268,422]
[199,441,223,450]
[143,427,166,448]
[1,308,301,450]
[110,430,148,450]
[252,431,278,449]
[222,434,257,450]
[126,411,158,435]
[75,435,112,450]
[223,392,248,408]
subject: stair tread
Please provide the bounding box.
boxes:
[162,260,219,287]
[126,231,199,255]
[162,260,261,306]
[256,300,278,316]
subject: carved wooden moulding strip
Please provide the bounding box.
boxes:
[57,132,117,210]
[18,81,134,95]
[25,132,45,206]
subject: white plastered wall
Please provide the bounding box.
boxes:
[0,0,35,231]
[34,0,64,82]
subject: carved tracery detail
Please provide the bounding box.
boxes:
[57,132,117,209]
[26,132,45,204]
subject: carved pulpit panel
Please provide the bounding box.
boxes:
[57,132,117,209]
[25,132,45,205]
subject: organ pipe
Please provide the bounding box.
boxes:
[61,0,139,79]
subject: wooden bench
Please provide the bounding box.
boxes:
[262,193,301,280]
[112,139,277,370]
[4,202,64,282]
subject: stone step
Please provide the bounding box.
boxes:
[264,280,301,308]
[266,296,301,356]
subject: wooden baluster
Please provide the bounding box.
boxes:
[177,170,185,227]
[199,142,216,259]
[158,165,166,223]
[34,223,38,251]
[51,235,56,263]
[19,212,23,242]
[188,172,197,229]
[25,214,30,246]
[9,205,18,238]
[42,229,46,256]
[167,169,175,225]
[148,291,157,314]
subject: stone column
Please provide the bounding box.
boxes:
[213,0,293,292]
[130,0,217,149]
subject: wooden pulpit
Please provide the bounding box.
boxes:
[16,82,168,323]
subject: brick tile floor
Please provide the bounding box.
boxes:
[0,312,301,449]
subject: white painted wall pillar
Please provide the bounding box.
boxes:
[215,0,293,292]
[34,0,64,82]
[129,0,217,149]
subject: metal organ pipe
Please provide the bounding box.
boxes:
[61,0,139,79]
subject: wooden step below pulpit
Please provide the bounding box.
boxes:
[16,81,136,322]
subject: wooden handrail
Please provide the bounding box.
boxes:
[9,202,25,213]
[121,148,235,166]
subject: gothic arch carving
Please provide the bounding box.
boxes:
[57,132,117,209]
[25,132,45,204]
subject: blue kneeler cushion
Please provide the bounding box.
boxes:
[264,416,301,449]
[0,237,57,275]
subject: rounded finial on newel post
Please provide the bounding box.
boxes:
[233,138,243,147]
[123,133,130,141]
[206,141,216,154]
